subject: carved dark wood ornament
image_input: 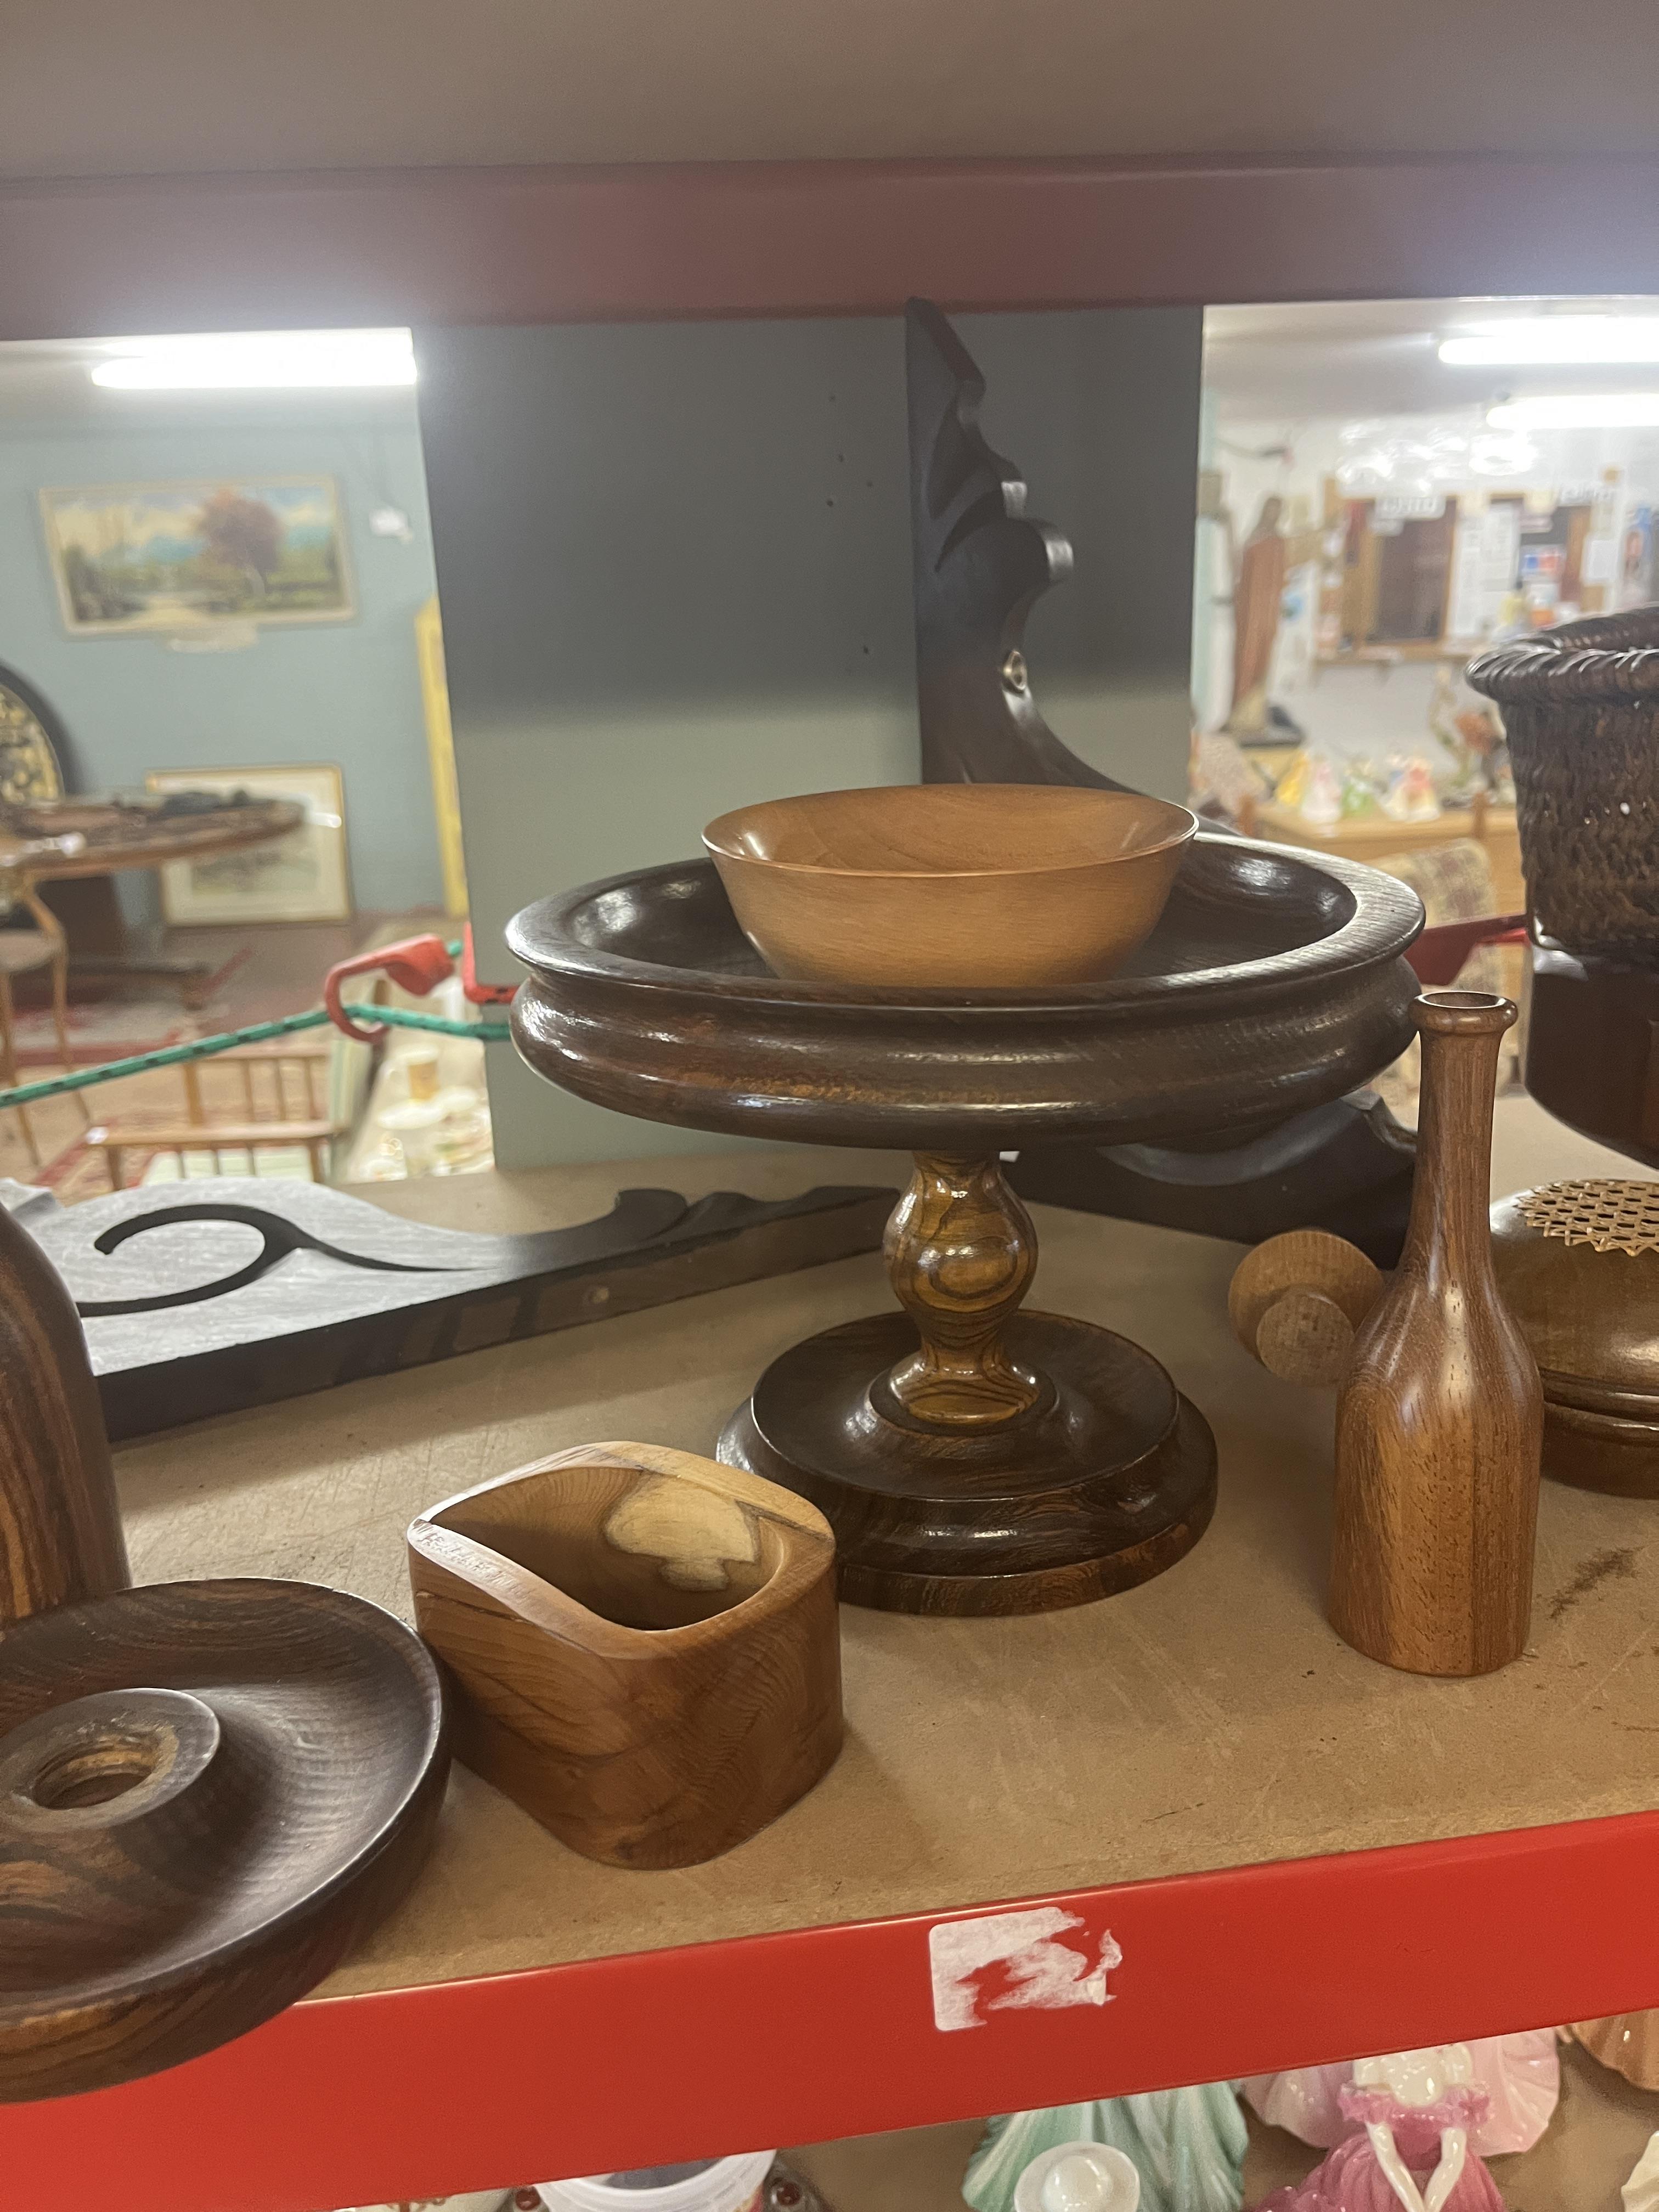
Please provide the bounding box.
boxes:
[4,1177,893,1441]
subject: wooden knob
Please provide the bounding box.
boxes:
[1229,1230,1384,1387]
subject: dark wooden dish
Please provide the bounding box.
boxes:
[510,838,1421,1154]
[509,836,1421,1616]
[0,1577,448,2102]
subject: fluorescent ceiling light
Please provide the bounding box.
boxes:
[1442,316,1659,365]
[89,329,416,390]
[1487,393,1659,430]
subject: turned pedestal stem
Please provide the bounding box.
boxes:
[882,1153,1042,1425]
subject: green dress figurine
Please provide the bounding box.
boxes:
[963,2086,1248,2212]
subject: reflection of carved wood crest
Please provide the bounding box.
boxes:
[907,298,1120,792]
[3,1176,891,1440]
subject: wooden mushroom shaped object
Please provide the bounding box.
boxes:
[1229,1229,1385,1388]
[408,1441,843,1868]
[0,1578,448,2102]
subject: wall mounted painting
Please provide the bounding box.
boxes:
[146,766,352,924]
[40,478,354,636]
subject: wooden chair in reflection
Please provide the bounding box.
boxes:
[87,1039,341,1190]
[0,834,89,1164]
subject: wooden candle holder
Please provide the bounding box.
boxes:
[408,1441,843,1868]
[0,1579,447,2102]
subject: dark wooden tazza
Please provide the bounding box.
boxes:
[510,834,1423,1616]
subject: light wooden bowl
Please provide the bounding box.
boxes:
[702,784,1196,988]
[408,1440,842,1867]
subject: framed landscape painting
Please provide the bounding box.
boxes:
[41,477,353,635]
[146,766,352,924]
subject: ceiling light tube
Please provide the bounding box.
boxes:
[1486,393,1659,430]
[89,329,416,390]
[1442,317,1659,366]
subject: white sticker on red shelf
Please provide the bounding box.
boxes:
[927,1907,1122,2032]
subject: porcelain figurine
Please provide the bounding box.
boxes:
[1340,759,1383,820]
[963,2085,1246,2212]
[1256,2047,1505,2212]
[1380,756,1442,824]
[1013,2143,1140,2212]
[1244,2032,1558,2155]
[1623,2132,1659,2211]
[1300,755,1344,828]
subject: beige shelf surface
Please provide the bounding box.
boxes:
[111,1098,1659,2004]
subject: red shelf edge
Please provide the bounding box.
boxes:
[9,1805,1659,2211]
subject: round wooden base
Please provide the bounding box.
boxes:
[718,1310,1217,1616]
[1543,1398,1659,1497]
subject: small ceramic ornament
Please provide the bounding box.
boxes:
[1257,2046,1504,2212]
[333,2194,515,2212]
[1623,2132,1659,2211]
[1380,757,1442,824]
[1340,759,1383,820]
[963,2085,1246,2212]
[1013,2143,1140,2212]
[1299,755,1344,828]
[1244,2031,1558,2154]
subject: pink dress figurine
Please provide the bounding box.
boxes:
[1258,2047,1505,2212]
[1244,2032,1556,2156]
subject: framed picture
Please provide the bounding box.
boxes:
[146,766,352,924]
[40,477,354,636]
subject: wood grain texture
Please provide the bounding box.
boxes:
[1491,1179,1659,1497]
[1523,940,1659,1170]
[704,783,1193,989]
[0,1193,127,1628]
[882,1154,1040,1424]
[1228,1228,1384,1387]
[1330,993,1543,1677]
[0,1577,447,2101]
[408,1442,842,1867]
[1011,1091,1419,1270]
[507,844,1423,1157]
[720,1310,1216,1615]
[7,1175,893,1441]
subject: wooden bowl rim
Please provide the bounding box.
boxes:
[408,1442,835,1653]
[702,783,1197,881]
[0,1577,447,2019]
[507,836,1425,1015]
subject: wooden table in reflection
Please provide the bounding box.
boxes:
[0,795,306,1005]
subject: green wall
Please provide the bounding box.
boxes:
[417,308,1202,1167]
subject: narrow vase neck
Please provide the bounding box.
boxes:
[1401,995,1512,1283]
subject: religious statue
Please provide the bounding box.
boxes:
[1226,495,1323,737]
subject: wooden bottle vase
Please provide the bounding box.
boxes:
[1329,992,1541,1676]
[0,1198,128,1629]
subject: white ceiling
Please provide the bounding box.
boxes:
[1204,297,1659,422]
[2,0,1658,177]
